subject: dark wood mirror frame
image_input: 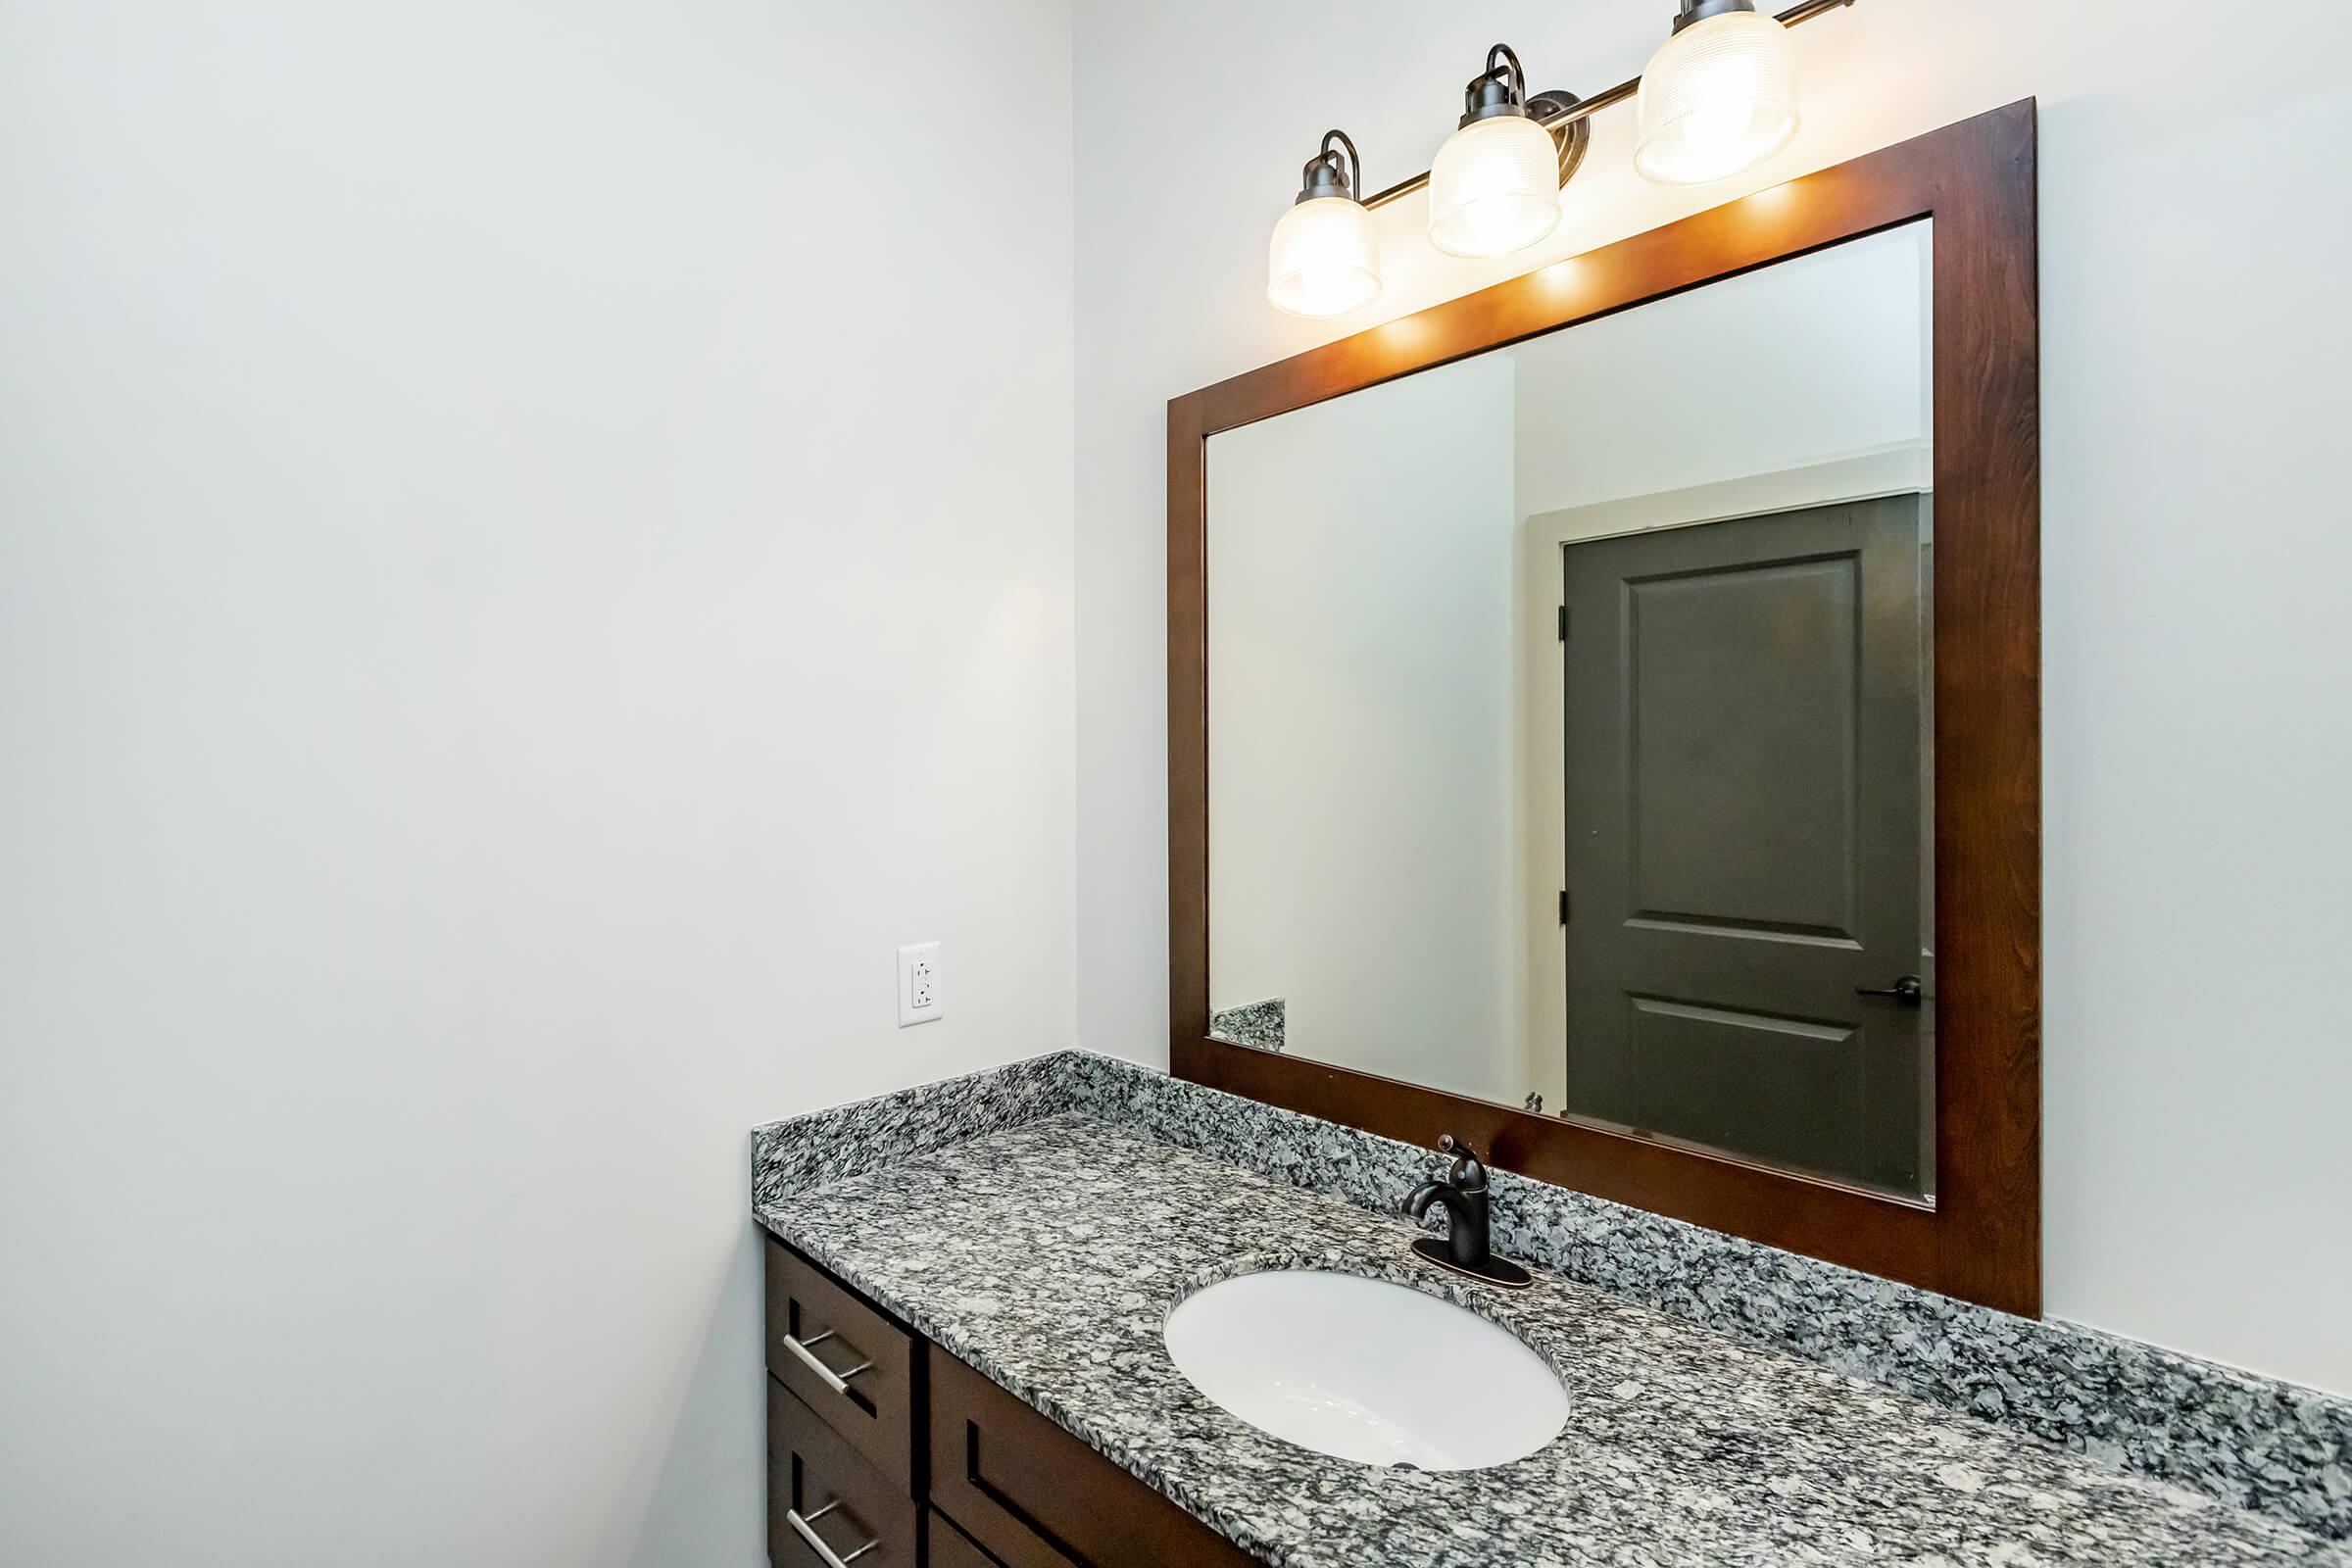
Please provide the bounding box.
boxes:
[1167,101,2040,1316]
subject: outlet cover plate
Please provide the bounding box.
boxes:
[897,942,942,1028]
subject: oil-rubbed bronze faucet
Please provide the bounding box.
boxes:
[1402,1135,1532,1289]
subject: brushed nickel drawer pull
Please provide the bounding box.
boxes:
[787,1502,878,1567]
[781,1330,870,1396]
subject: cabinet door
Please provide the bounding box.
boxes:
[764,1238,920,1491]
[768,1377,919,1568]
[929,1509,1007,1568]
[926,1346,1257,1568]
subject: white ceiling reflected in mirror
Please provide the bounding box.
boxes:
[1206,221,1936,1200]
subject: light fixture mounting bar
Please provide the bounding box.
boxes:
[1359,0,1856,212]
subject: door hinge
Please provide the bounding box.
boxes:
[1556,605,1568,641]
[1558,889,1570,925]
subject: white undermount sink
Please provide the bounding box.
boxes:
[1162,1269,1567,1471]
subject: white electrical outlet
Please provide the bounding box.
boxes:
[897,942,942,1027]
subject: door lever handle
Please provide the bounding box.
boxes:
[1854,975,1924,1005]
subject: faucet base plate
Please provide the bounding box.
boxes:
[1409,1236,1533,1290]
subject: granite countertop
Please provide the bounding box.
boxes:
[755,1109,2350,1568]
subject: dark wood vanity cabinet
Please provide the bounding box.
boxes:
[769,1375,921,1567]
[762,1236,1255,1568]
[925,1511,1004,1568]
[765,1240,921,1489]
[925,1348,1254,1568]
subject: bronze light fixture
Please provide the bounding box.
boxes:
[1264,0,1858,315]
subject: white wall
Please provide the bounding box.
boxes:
[1207,355,1524,1104]
[0,4,1074,1564]
[1073,0,2352,1395]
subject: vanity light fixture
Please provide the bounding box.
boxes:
[1267,130,1382,318]
[1261,0,1856,315]
[1635,0,1803,185]
[1428,46,1564,260]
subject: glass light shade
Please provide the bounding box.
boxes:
[1635,10,1799,185]
[1427,113,1562,259]
[1267,195,1382,318]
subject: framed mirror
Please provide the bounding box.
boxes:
[1168,103,2039,1313]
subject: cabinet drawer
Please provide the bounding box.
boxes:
[928,1509,1005,1568]
[768,1377,919,1568]
[764,1238,919,1491]
[926,1346,1257,1568]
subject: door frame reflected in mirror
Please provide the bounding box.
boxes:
[1167,101,2041,1315]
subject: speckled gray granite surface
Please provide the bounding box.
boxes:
[1208,997,1285,1053]
[750,1051,2352,1548]
[751,1051,1075,1207]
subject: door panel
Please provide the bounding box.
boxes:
[1626,996,1867,1178]
[1628,556,1860,937]
[1563,495,1928,1196]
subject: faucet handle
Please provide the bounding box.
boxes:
[1435,1133,1489,1188]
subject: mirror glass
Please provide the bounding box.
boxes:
[1206,222,1937,1201]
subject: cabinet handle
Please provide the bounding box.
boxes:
[781,1329,874,1396]
[787,1502,878,1567]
